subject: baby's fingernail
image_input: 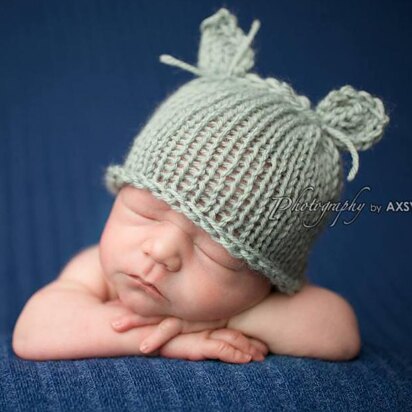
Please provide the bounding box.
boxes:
[112,320,123,328]
[140,343,149,353]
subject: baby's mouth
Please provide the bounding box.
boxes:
[126,273,166,300]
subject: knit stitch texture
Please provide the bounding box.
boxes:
[104,8,390,294]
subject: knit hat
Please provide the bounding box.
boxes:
[103,8,390,295]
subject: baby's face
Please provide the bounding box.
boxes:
[99,185,271,321]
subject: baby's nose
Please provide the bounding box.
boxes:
[141,222,190,271]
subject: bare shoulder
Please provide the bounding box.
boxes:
[283,282,356,318]
[298,282,348,302]
[54,244,117,302]
[270,282,350,306]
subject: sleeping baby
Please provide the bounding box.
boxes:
[12,8,389,363]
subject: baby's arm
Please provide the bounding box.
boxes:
[12,245,160,361]
[227,284,361,361]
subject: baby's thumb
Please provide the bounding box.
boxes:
[181,318,228,333]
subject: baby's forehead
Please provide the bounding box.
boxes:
[119,185,206,236]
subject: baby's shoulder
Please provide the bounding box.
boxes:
[57,244,117,302]
[281,283,350,310]
[269,282,333,302]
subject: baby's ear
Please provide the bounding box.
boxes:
[197,7,260,77]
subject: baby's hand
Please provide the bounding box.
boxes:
[106,299,268,362]
[138,317,228,354]
[157,328,268,363]
[107,299,228,344]
[106,299,167,330]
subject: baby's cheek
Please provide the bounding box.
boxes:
[99,227,123,277]
[98,235,113,273]
[183,278,241,319]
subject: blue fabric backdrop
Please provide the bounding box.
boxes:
[1,0,411,359]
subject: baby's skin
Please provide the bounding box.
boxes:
[12,185,361,362]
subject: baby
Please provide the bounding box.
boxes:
[12,8,389,363]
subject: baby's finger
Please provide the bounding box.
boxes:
[157,331,250,363]
[111,314,165,332]
[180,318,227,334]
[140,317,183,353]
[247,338,268,361]
[205,338,252,364]
[247,337,269,356]
[209,329,264,361]
[105,299,124,307]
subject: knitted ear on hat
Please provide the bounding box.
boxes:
[316,85,390,181]
[159,7,261,77]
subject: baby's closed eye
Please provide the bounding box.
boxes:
[122,197,245,271]
[194,243,245,272]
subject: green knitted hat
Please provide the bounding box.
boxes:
[104,8,390,295]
